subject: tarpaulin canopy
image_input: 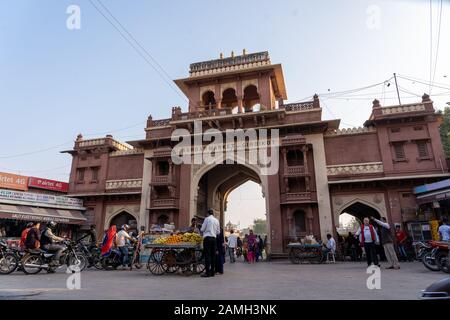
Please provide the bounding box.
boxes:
[0,203,86,225]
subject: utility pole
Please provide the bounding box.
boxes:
[393,73,402,106]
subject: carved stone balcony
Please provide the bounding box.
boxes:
[284,165,307,177]
[150,198,178,209]
[282,192,316,203]
[152,175,170,185]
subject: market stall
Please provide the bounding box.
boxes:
[145,232,204,276]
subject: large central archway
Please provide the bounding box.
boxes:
[191,161,271,249]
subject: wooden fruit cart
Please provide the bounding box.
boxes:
[145,243,204,276]
[287,243,324,264]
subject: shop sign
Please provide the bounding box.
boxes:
[0,189,83,209]
[28,177,69,193]
[0,172,28,191]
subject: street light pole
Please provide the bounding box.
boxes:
[393,73,402,106]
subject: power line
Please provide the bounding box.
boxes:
[397,73,450,88]
[290,77,393,104]
[0,141,74,159]
[429,0,433,93]
[397,74,450,91]
[88,0,188,104]
[432,0,444,94]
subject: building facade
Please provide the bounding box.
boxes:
[64,51,449,255]
[0,171,86,245]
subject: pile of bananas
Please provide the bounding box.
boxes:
[182,232,202,244]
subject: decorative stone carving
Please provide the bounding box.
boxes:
[334,197,343,206]
[373,194,383,204]
[327,162,383,176]
[325,126,376,136]
[381,103,426,115]
[105,179,142,190]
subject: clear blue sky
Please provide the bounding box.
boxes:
[1,0,449,227]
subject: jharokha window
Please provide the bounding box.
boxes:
[76,168,85,182]
[393,142,406,161]
[416,140,430,159]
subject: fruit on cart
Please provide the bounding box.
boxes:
[182,232,202,244]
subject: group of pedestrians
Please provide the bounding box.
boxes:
[199,209,268,278]
[226,229,266,264]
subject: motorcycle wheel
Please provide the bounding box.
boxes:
[101,257,119,271]
[435,251,450,274]
[422,252,441,272]
[67,253,87,272]
[93,256,103,270]
[22,255,43,275]
[0,253,19,275]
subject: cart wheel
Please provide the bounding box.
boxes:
[288,248,301,264]
[163,250,179,273]
[147,250,165,275]
[309,249,324,264]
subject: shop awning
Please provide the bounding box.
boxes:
[0,204,87,225]
[415,189,450,205]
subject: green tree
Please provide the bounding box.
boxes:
[439,107,450,156]
[252,218,267,235]
[346,217,360,231]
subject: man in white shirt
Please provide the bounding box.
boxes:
[116,224,135,268]
[325,234,336,253]
[200,209,220,277]
[439,217,450,242]
[355,217,380,267]
[227,229,238,263]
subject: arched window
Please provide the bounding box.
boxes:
[222,88,238,109]
[243,85,259,112]
[293,210,306,234]
[202,91,216,110]
[110,211,137,234]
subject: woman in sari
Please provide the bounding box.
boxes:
[101,225,117,256]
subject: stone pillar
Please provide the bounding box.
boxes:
[305,134,333,241]
[216,98,222,110]
[139,153,153,232]
[237,95,244,113]
[281,148,287,173]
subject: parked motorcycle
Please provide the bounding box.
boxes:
[422,240,449,273]
[76,242,102,270]
[21,240,87,274]
[0,240,19,275]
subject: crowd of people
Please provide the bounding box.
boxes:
[198,209,268,278]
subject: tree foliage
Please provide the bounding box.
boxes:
[439,107,450,157]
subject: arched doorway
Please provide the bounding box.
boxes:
[110,211,138,235]
[193,162,270,246]
[340,201,381,223]
[338,201,385,261]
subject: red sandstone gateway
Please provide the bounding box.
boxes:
[63,51,449,256]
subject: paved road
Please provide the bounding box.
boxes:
[0,260,447,300]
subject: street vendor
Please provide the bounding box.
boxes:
[187,218,200,234]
